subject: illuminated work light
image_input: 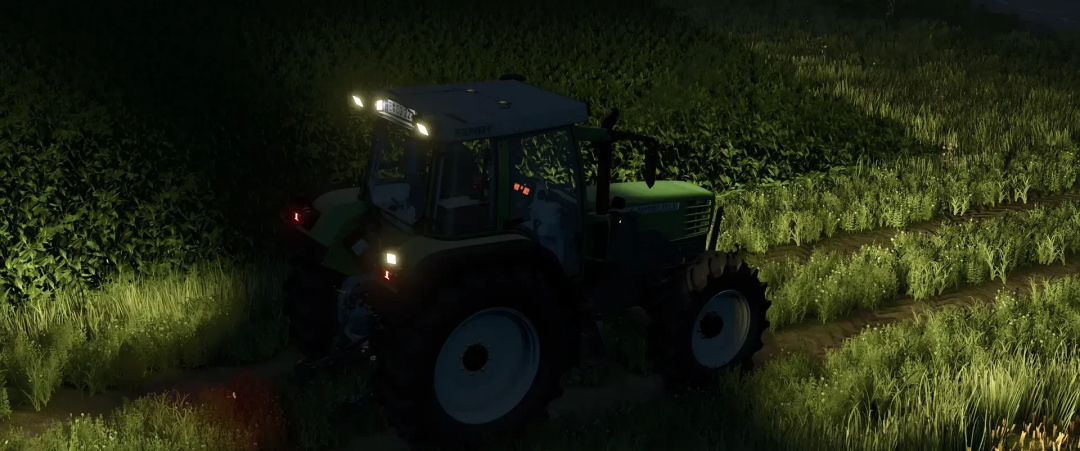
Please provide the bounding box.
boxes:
[352,95,364,107]
[375,100,385,111]
[416,123,429,136]
[385,253,397,265]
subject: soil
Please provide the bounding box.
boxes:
[5,190,1080,450]
[0,347,303,439]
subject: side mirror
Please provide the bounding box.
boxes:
[600,108,620,130]
[643,147,658,188]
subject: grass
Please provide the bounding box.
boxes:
[3,0,1080,448]
[0,258,289,411]
[280,363,385,451]
[0,382,280,451]
[0,364,9,420]
[671,0,1080,252]
[753,200,1080,329]
[11,270,1080,451]
[714,147,1079,253]
[482,275,1080,451]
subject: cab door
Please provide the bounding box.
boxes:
[502,126,585,276]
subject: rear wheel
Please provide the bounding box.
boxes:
[373,265,572,449]
[646,251,770,391]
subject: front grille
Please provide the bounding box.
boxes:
[686,200,712,236]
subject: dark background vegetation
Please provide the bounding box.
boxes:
[0,0,1076,304]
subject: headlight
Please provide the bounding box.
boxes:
[385,252,397,265]
[375,100,385,111]
[416,123,429,136]
[352,95,364,107]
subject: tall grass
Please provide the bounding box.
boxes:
[714,132,1079,253]
[754,200,1080,329]
[281,364,385,451]
[0,258,289,411]
[660,0,1080,253]
[0,364,9,420]
[488,275,1080,451]
[0,392,266,451]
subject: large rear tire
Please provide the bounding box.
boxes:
[646,251,770,392]
[373,265,572,449]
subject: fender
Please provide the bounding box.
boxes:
[367,234,577,324]
[284,186,370,275]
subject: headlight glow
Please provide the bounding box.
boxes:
[416,123,429,136]
[352,95,363,107]
[375,100,385,111]
[385,252,397,265]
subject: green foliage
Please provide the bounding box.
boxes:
[763,200,1080,330]
[0,258,288,409]
[0,358,10,419]
[280,365,383,451]
[717,149,1079,253]
[0,393,256,451]
[0,45,231,307]
[518,130,578,189]
[2,0,1078,307]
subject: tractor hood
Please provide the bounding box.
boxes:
[586,181,716,241]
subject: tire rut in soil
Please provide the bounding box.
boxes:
[755,254,1080,366]
[760,190,1080,264]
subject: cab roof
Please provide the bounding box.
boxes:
[373,80,590,142]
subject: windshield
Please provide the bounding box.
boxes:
[367,120,430,225]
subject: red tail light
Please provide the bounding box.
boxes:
[287,205,320,230]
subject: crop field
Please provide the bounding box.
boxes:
[2,0,1080,449]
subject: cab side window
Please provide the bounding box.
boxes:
[432,139,496,236]
[508,128,583,275]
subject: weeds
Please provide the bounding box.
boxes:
[280,364,383,451]
[0,258,288,411]
[0,392,255,451]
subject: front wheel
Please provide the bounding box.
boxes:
[373,265,573,449]
[646,251,771,392]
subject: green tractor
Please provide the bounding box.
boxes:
[282,74,770,449]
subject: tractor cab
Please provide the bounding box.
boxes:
[358,77,593,276]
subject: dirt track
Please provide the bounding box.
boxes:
[5,191,1080,450]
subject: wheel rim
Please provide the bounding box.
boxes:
[434,307,541,425]
[337,275,372,343]
[690,290,751,368]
